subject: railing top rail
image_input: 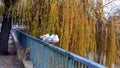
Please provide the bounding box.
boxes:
[11,28,106,68]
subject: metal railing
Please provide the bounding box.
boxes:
[11,28,106,68]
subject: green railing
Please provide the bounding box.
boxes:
[11,28,106,68]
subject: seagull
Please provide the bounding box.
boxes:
[40,34,50,41]
[48,34,59,43]
[48,34,55,42]
[40,34,59,43]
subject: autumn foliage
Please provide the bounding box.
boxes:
[7,0,120,68]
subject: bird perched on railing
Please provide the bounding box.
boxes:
[40,34,59,43]
[48,34,59,43]
[40,34,50,41]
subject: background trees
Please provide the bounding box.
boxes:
[0,0,119,67]
[10,0,119,68]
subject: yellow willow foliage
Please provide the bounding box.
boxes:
[39,0,52,35]
[106,20,117,68]
[116,47,120,67]
[88,19,96,60]
[68,1,76,53]
[95,22,108,64]
[25,10,33,34]
[59,0,70,50]
[47,1,59,34]
[59,0,96,57]
[31,11,39,37]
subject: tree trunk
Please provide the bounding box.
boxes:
[0,14,11,55]
[0,0,17,55]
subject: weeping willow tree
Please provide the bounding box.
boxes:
[106,19,117,68]
[9,0,119,68]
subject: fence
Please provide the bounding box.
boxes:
[11,28,106,68]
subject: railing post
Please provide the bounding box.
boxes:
[68,58,72,68]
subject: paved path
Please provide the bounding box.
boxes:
[8,34,16,55]
[0,34,23,68]
[0,56,22,68]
